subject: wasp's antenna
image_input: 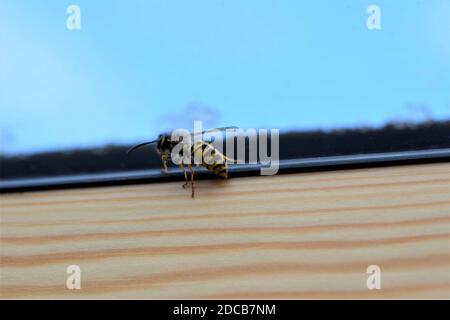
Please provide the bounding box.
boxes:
[126,140,158,154]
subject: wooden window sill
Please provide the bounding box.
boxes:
[1,162,449,299]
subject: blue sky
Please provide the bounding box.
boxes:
[1,0,449,155]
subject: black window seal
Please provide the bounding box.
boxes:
[1,120,449,193]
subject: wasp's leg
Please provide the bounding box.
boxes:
[187,163,195,198]
[179,163,189,189]
[161,153,168,173]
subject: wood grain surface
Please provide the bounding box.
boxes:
[1,163,449,299]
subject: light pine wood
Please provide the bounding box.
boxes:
[1,163,449,299]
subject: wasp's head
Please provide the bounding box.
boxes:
[156,134,173,154]
[128,131,189,156]
[127,134,172,155]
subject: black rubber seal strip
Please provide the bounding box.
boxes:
[1,148,449,193]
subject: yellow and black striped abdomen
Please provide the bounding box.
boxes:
[191,141,228,178]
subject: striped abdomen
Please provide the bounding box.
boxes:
[191,141,228,178]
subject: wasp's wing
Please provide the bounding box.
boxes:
[190,126,239,139]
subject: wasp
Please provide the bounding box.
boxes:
[127,127,237,198]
